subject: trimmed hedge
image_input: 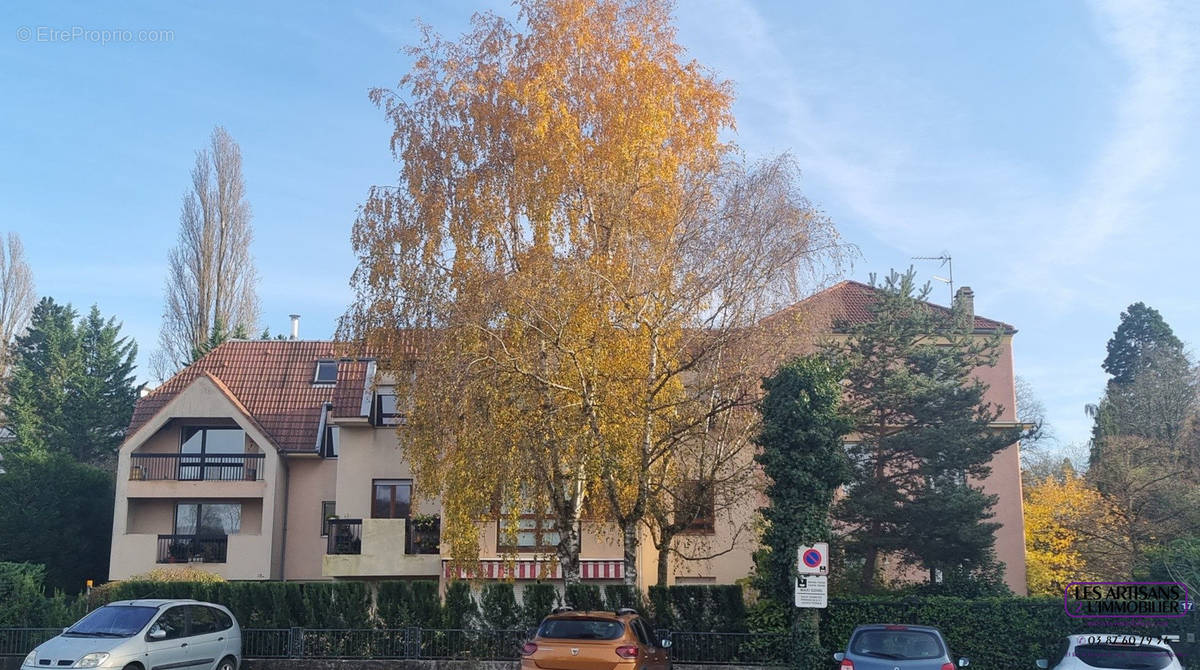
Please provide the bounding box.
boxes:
[820,597,1199,670]
[13,570,1197,670]
[648,584,746,631]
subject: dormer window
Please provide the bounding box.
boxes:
[372,386,401,426]
[313,360,337,384]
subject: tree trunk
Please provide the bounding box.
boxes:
[622,521,638,587]
[558,520,583,586]
[860,543,878,593]
[656,539,671,586]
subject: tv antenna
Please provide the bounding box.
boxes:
[912,254,953,303]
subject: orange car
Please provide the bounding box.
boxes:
[521,608,672,670]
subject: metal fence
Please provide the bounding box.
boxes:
[0,629,61,657]
[4,627,791,665]
[664,631,793,665]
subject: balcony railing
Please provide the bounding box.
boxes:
[406,517,440,555]
[130,453,265,481]
[327,519,362,555]
[156,534,228,563]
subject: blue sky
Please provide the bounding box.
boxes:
[3,1,1199,455]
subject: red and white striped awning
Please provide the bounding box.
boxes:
[442,558,625,581]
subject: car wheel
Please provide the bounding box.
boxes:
[216,656,237,670]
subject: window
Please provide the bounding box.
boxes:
[179,427,246,480]
[321,425,339,458]
[321,501,336,536]
[850,630,943,660]
[676,480,715,534]
[498,514,560,553]
[175,503,241,536]
[314,360,337,384]
[373,387,401,425]
[536,619,624,640]
[188,606,222,635]
[371,479,412,519]
[630,618,650,645]
[148,607,188,641]
[65,606,157,638]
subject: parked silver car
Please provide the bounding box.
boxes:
[21,600,241,670]
[834,624,968,670]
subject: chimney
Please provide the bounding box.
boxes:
[953,287,974,330]
[289,314,301,340]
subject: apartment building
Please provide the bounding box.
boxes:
[108,282,1027,592]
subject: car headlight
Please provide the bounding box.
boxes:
[74,653,110,668]
[23,651,36,666]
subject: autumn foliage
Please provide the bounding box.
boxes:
[340,0,843,583]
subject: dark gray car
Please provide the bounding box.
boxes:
[834,624,968,670]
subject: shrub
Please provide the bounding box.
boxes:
[443,581,477,628]
[564,584,603,610]
[376,581,414,628]
[602,585,641,611]
[479,583,520,629]
[521,583,558,628]
[409,580,443,627]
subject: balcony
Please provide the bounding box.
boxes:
[327,519,362,555]
[322,517,441,578]
[131,453,265,481]
[156,534,228,564]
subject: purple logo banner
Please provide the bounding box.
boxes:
[1065,582,1190,619]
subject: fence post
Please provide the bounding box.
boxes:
[288,627,304,658]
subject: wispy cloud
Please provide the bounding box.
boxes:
[1013,0,1200,305]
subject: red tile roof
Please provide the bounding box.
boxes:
[128,341,375,453]
[764,280,1015,333]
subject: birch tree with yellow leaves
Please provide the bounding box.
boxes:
[339,0,844,585]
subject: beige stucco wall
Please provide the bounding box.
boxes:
[332,423,431,519]
[282,455,338,580]
[322,518,441,578]
[124,498,263,535]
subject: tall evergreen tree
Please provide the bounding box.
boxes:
[1103,302,1187,386]
[754,355,851,666]
[5,298,80,456]
[5,299,141,466]
[1090,303,1195,464]
[827,269,1025,591]
[72,305,142,466]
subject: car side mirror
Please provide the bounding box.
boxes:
[958,659,969,668]
[660,639,672,649]
[1035,660,1048,669]
[833,652,845,662]
[149,629,167,640]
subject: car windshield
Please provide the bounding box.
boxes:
[850,629,943,660]
[537,619,625,640]
[1074,644,1174,670]
[66,606,159,637]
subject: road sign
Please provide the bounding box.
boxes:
[797,542,828,575]
[795,575,828,608]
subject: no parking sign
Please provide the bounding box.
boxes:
[796,542,828,575]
